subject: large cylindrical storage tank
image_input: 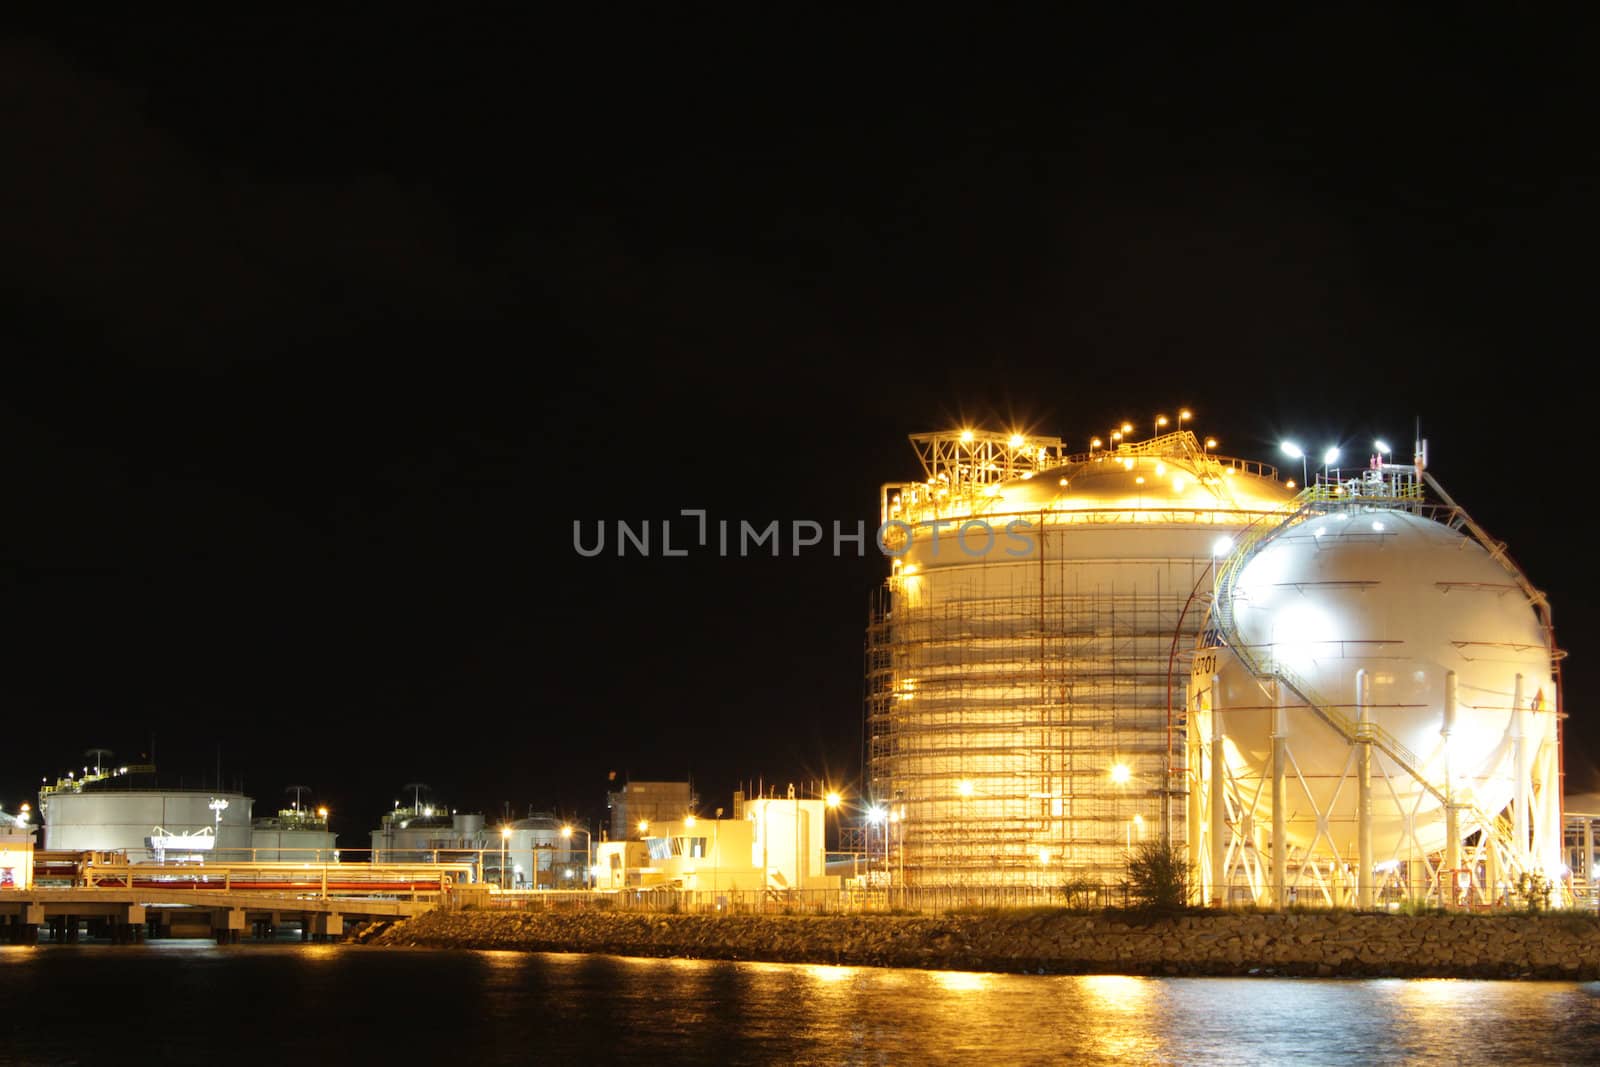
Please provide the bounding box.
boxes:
[1194,471,1563,907]
[867,428,1295,887]
[43,790,254,860]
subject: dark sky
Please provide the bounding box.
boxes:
[5,13,1597,838]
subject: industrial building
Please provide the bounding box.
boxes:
[865,423,1568,906]
[594,789,834,892]
[866,425,1294,887]
[1565,793,1600,910]
[605,779,698,841]
[1,806,33,890]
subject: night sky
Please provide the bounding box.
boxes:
[6,14,1597,839]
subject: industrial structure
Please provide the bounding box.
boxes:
[250,789,337,861]
[593,789,835,893]
[39,756,255,861]
[1193,445,1565,908]
[370,788,486,864]
[498,813,593,888]
[605,779,698,841]
[866,425,1295,887]
[865,423,1568,907]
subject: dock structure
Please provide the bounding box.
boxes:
[1,855,474,944]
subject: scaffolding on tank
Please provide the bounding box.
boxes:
[866,428,1291,889]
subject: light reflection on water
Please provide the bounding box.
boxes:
[2,944,1598,1065]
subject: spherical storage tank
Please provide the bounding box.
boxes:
[1194,467,1562,905]
[867,426,1296,887]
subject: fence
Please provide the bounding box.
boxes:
[472,882,1131,916]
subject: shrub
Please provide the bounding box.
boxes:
[1125,840,1189,912]
[1059,877,1100,910]
[1512,871,1553,913]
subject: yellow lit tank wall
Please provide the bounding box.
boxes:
[867,429,1295,887]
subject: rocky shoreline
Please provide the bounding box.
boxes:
[370,907,1600,979]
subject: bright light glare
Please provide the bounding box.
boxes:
[1273,601,1338,665]
[825,791,841,809]
[960,429,975,442]
[1374,439,1391,454]
[1323,447,1340,465]
[957,780,974,797]
[1211,536,1233,557]
[866,807,886,826]
[684,814,697,828]
[1009,433,1025,448]
[1110,763,1132,784]
[1280,441,1303,459]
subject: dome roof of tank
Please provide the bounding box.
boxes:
[973,452,1296,514]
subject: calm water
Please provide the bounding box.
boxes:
[4,943,1600,1065]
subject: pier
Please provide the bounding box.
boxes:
[1,853,473,944]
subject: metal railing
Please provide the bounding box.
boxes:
[31,852,473,900]
[473,884,1129,915]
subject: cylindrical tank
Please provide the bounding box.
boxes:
[1204,502,1558,865]
[868,429,1296,886]
[43,790,255,859]
[498,814,569,888]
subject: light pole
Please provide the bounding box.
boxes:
[500,825,511,890]
[1321,446,1340,483]
[867,806,886,889]
[712,807,723,905]
[1155,414,1169,438]
[209,797,228,862]
[1178,409,1192,438]
[1204,437,1217,457]
[824,791,841,876]
[561,824,592,889]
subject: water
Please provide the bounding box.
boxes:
[3,943,1599,1065]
